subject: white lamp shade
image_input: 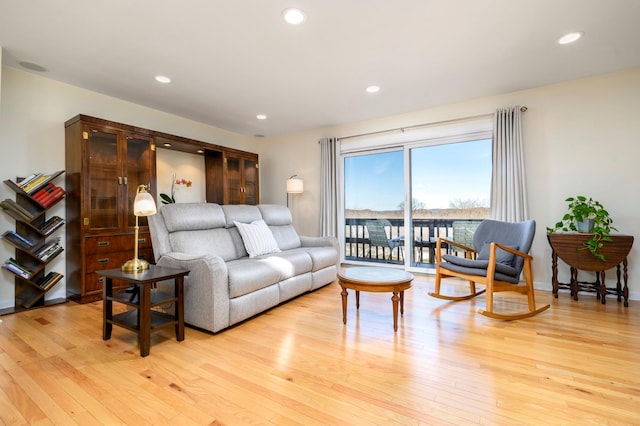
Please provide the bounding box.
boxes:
[133,192,157,216]
[286,178,304,194]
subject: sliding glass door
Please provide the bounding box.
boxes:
[342,137,491,271]
[344,149,405,264]
[409,139,491,268]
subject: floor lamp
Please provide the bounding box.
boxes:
[122,184,157,272]
[286,175,303,208]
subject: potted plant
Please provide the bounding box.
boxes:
[546,196,617,261]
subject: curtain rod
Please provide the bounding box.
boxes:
[336,106,527,141]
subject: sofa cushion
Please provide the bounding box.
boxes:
[222,204,262,228]
[258,250,313,278]
[269,224,302,250]
[170,228,241,261]
[161,203,226,232]
[257,204,293,226]
[227,258,283,298]
[234,219,281,258]
[258,204,302,249]
[299,247,340,271]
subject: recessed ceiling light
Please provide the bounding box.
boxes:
[155,75,171,83]
[256,114,267,120]
[282,8,306,25]
[163,142,172,147]
[18,61,47,72]
[196,149,204,154]
[366,85,380,93]
[558,31,583,45]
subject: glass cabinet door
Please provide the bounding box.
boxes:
[243,158,258,205]
[86,129,119,230]
[125,135,155,229]
[225,156,242,204]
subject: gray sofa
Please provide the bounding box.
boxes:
[148,203,339,333]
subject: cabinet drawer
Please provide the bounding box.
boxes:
[86,252,131,273]
[85,233,152,254]
[86,249,155,274]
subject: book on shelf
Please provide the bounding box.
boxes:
[38,216,65,235]
[40,186,66,208]
[33,182,56,202]
[26,173,62,195]
[38,271,63,291]
[33,239,62,261]
[2,230,34,249]
[16,173,43,189]
[22,174,50,193]
[3,258,32,279]
[0,199,34,221]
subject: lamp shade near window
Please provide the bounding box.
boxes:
[286,175,304,194]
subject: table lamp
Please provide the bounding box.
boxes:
[122,184,157,272]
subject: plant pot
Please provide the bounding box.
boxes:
[576,219,594,233]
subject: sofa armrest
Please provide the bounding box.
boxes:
[155,252,231,333]
[300,235,339,251]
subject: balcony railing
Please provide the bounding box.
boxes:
[344,218,481,266]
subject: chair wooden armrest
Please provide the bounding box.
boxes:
[491,242,532,261]
[436,237,476,263]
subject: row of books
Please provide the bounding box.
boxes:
[0,199,34,222]
[16,172,60,195]
[37,271,63,291]
[2,217,64,246]
[39,216,65,236]
[32,183,66,208]
[3,230,34,250]
[32,239,63,262]
[3,258,32,279]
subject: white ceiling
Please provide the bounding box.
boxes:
[1,0,639,138]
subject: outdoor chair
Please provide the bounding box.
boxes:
[429,219,550,320]
[449,220,482,257]
[365,219,403,262]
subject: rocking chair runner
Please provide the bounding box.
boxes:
[429,219,550,320]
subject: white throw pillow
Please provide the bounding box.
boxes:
[234,219,281,258]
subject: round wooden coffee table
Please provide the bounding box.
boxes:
[337,266,414,331]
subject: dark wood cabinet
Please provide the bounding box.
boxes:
[65,115,157,303]
[205,150,259,205]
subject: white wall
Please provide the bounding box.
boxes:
[0,66,256,309]
[156,149,206,203]
[2,63,639,307]
[258,68,640,300]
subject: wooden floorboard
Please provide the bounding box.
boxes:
[0,273,639,425]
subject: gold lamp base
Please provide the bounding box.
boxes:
[121,257,150,272]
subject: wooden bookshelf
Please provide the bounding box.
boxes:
[0,171,67,314]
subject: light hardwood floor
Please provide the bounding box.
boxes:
[1,274,639,425]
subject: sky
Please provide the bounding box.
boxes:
[344,139,492,211]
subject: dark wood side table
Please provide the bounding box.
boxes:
[547,233,633,306]
[98,265,190,357]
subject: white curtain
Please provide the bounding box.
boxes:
[320,137,340,237]
[490,106,528,222]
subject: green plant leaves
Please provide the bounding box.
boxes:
[547,195,617,261]
[159,193,175,204]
